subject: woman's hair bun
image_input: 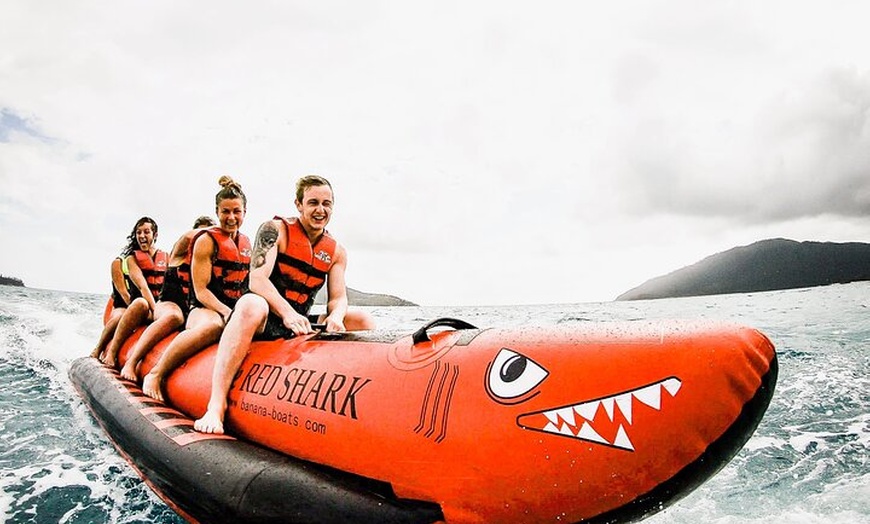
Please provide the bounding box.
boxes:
[218,175,238,188]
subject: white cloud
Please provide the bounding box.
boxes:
[2,0,870,305]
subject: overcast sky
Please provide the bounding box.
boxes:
[2,1,869,306]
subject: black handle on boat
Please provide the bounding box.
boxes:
[412,317,478,345]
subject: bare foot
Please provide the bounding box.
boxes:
[100,354,116,368]
[119,362,138,382]
[141,372,164,402]
[90,347,101,359]
[194,407,225,434]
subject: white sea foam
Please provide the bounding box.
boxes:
[1,282,868,523]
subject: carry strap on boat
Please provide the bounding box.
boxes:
[412,317,478,344]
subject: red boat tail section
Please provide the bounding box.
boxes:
[95,317,776,524]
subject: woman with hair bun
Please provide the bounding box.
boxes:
[119,214,217,382]
[142,176,251,401]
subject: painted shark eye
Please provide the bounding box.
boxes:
[488,348,549,399]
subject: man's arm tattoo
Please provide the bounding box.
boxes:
[252,222,279,269]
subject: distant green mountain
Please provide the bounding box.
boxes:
[616,238,870,301]
[0,274,25,287]
[315,286,417,306]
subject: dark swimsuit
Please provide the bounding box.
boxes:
[159,267,190,317]
[257,312,322,341]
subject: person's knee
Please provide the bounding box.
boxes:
[153,307,179,326]
[108,309,125,323]
[233,295,268,325]
[129,298,150,315]
[170,311,185,328]
[163,305,185,327]
[211,313,226,331]
[184,315,223,344]
[347,310,376,331]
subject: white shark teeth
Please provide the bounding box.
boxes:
[634,383,662,410]
[536,377,682,451]
[613,425,633,451]
[614,393,633,424]
[577,422,608,445]
[601,397,615,420]
[663,377,682,396]
[574,402,597,421]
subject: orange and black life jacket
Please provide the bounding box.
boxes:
[269,216,337,315]
[191,226,251,309]
[132,249,168,300]
[176,230,203,303]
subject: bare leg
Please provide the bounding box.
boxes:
[194,295,268,434]
[120,302,184,382]
[102,298,150,368]
[343,309,376,331]
[91,308,125,358]
[316,309,376,331]
[142,308,223,401]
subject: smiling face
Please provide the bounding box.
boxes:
[135,222,156,252]
[295,184,334,237]
[217,197,246,236]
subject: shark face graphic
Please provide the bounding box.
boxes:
[486,347,683,451]
[517,377,682,451]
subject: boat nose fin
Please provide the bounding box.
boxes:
[411,317,478,345]
[389,318,480,370]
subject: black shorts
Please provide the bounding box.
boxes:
[257,312,322,341]
[111,287,127,308]
[159,268,190,316]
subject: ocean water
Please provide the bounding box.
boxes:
[0,282,868,524]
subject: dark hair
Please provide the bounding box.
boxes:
[216,175,247,208]
[122,216,158,256]
[192,215,216,228]
[295,175,332,203]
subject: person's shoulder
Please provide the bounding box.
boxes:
[258,217,284,229]
[324,229,342,248]
[331,241,348,262]
[257,217,287,240]
[125,252,141,270]
[184,227,208,240]
[326,230,341,245]
[193,230,217,249]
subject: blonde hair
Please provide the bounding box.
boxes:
[295,175,332,202]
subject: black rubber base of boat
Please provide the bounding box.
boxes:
[70,357,444,524]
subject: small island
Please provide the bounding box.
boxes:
[0,274,25,287]
[616,238,870,301]
[315,286,417,307]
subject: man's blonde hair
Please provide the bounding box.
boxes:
[295,175,332,202]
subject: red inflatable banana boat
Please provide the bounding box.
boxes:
[71,315,777,523]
